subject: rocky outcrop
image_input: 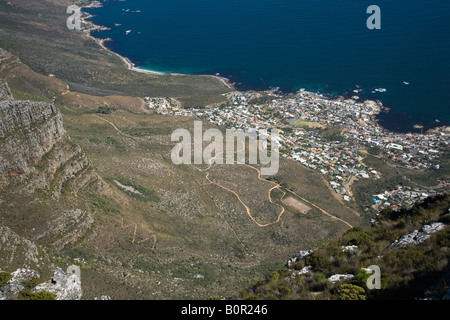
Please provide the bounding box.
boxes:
[0,79,98,255]
[342,245,358,253]
[0,79,12,102]
[37,209,94,250]
[0,227,43,270]
[0,78,98,199]
[290,266,312,278]
[286,250,312,268]
[0,268,40,300]
[34,268,82,300]
[388,222,446,249]
[0,267,83,300]
[328,274,355,283]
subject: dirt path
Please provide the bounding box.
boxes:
[204,171,285,228]
[92,114,140,140]
[243,164,353,228]
[92,115,353,230]
[120,218,157,249]
[196,180,260,263]
[287,189,353,228]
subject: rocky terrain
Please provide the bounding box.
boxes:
[0,78,99,277]
[0,46,362,299]
[0,267,83,300]
[0,80,96,198]
[388,222,445,249]
[0,0,447,301]
[239,195,449,300]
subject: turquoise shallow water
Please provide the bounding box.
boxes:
[85,0,450,132]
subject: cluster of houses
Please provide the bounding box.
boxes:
[372,183,449,212]
[145,89,449,204]
[145,97,188,116]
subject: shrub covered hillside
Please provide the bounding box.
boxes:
[239,194,450,300]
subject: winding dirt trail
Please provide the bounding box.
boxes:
[243,163,353,228]
[93,114,139,140]
[187,138,354,229]
[120,218,157,249]
[93,115,353,230]
[204,171,285,228]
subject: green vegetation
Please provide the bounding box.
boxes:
[112,177,160,203]
[0,271,12,287]
[17,290,56,300]
[21,277,42,290]
[0,0,230,101]
[335,284,366,300]
[96,106,115,115]
[305,254,330,273]
[239,194,450,300]
[88,193,120,215]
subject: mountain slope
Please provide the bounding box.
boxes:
[239,194,450,300]
[0,78,98,272]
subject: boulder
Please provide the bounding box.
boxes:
[389,222,445,249]
[286,250,313,268]
[328,274,355,283]
[0,268,40,300]
[34,268,82,300]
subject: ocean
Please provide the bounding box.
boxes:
[84,0,450,133]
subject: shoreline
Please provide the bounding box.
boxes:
[79,3,235,90]
[79,2,448,135]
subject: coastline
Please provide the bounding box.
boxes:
[79,2,235,90]
[78,2,448,134]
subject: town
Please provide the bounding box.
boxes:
[146,89,449,211]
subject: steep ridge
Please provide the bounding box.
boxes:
[0,79,95,198]
[0,78,98,267]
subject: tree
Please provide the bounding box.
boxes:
[306,253,331,273]
[355,269,370,288]
[96,106,115,114]
[335,284,366,300]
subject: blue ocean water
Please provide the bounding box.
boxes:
[85,0,450,132]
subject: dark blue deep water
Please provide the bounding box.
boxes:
[85,0,450,132]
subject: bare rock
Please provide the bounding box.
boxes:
[0,80,13,102]
[0,268,40,300]
[389,222,446,249]
[34,268,82,300]
[286,250,312,268]
[328,274,355,283]
[0,226,41,269]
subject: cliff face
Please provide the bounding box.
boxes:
[0,80,12,101]
[0,80,95,199]
[0,79,98,265]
